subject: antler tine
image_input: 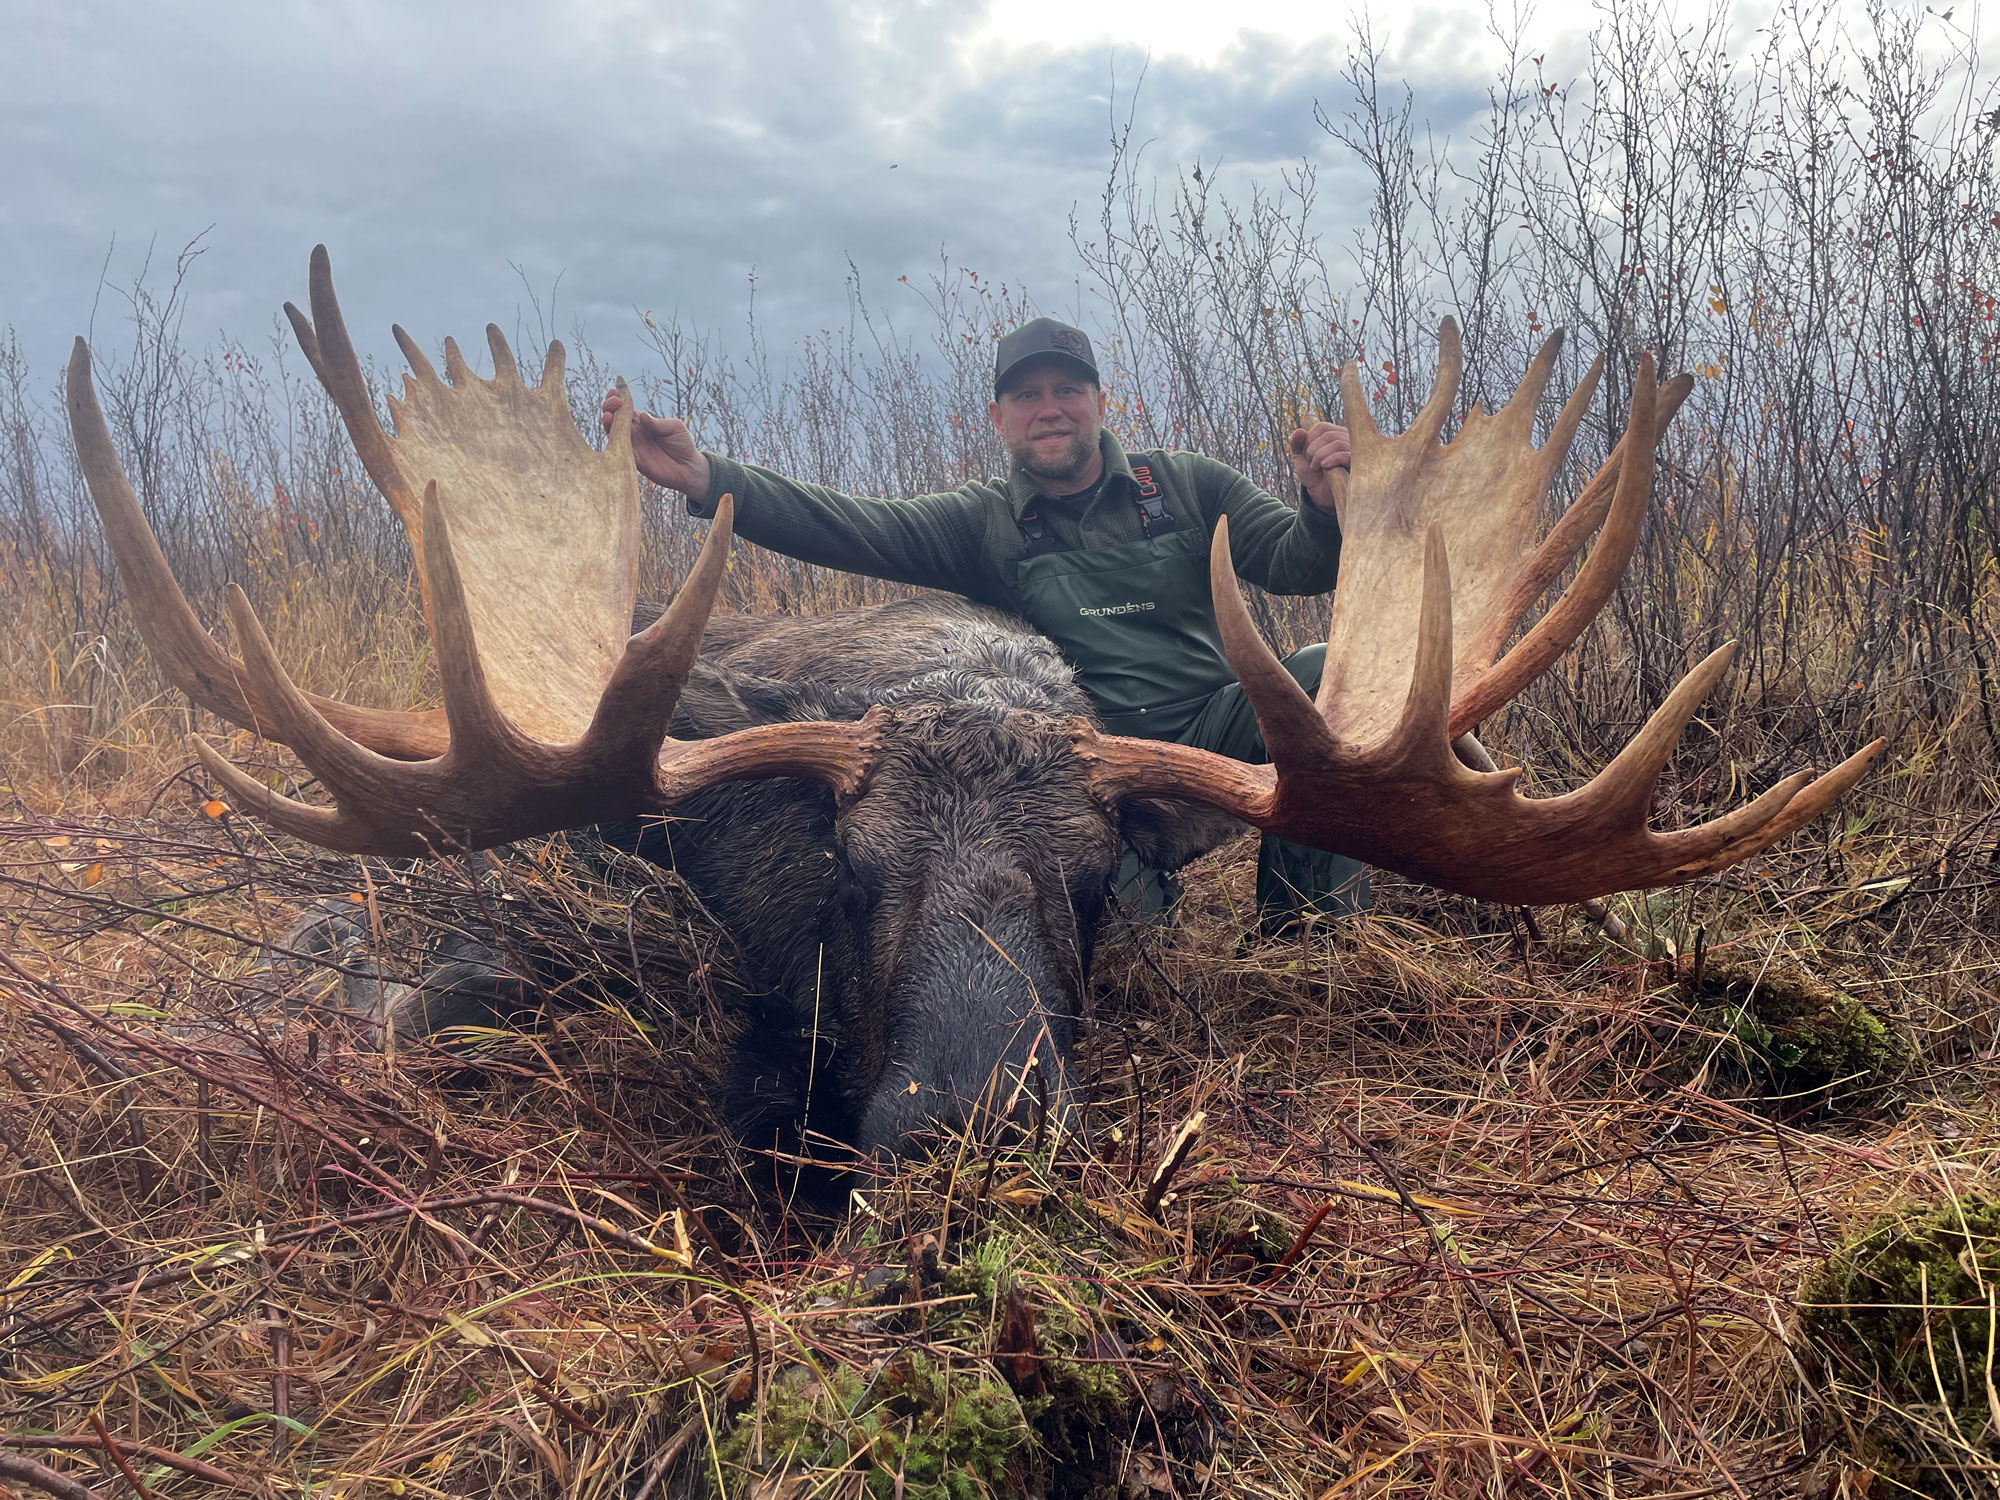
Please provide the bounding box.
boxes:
[64,336,448,762]
[1209,517,1342,766]
[1452,342,1602,679]
[1410,317,1466,446]
[603,374,635,466]
[295,244,420,529]
[1549,641,1739,829]
[442,336,473,386]
[199,574,474,854]
[1383,527,1476,776]
[1520,344,1598,490]
[1501,367,1691,625]
[221,583,408,790]
[417,483,539,763]
[66,337,259,733]
[541,339,568,396]
[392,324,444,391]
[1548,743,1875,898]
[282,302,332,394]
[584,491,735,765]
[1338,317,1466,453]
[189,735,359,848]
[1337,360,1384,446]
[1489,329,1568,436]
[485,325,521,387]
[1450,354,1664,734]
[1665,739,1885,878]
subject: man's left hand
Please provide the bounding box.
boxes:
[1289,422,1351,512]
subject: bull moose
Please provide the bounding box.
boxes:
[64,249,1880,1158]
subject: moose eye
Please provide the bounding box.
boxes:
[834,840,885,918]
[1058,860,1111,921]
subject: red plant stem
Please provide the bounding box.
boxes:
[1255,1201,1334,1288]
[85,1417,152,1500]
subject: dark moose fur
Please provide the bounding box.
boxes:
[589,596,1236,1161]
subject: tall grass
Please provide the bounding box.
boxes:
[3,0,1995,842]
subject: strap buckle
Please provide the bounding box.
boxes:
[1130,465,1175,539]
[1018,508,1062,557]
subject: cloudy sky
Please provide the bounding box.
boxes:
[0,0,1957,385]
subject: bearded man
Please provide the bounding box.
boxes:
[603,316,1365,931]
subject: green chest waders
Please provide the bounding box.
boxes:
[1010,485,1369,927]
[1012,493,1234,742]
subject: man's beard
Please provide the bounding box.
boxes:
[1009,427,1098,490]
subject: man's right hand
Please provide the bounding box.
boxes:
[601,389,711,499]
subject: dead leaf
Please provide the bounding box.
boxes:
[992,1282,1046,1396]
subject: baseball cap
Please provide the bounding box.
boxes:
[994,317,1099,394]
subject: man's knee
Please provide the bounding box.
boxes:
[1256,836,1370,930]
[1184,642,1328,766]
[1281,643,1326,695]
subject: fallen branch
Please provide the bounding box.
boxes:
[0,1450,106,1500]
[2,1432,251,1492]
[1141,1110,1206,1218]
[83,1416,153,1500]
[1254,1199,1335,1289]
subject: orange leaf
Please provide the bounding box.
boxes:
[348,892,366,904]
[203,800,229,819]
[82,863,104,887]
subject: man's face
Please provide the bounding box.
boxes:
[989,358,1107,488]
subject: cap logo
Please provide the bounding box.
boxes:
[1051,328,1089,359]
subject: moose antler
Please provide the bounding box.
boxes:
[1081,321,1882,905]
[67,247,874,856]
[67,338,449,761]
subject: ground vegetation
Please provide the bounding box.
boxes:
[2,3,1997,1493]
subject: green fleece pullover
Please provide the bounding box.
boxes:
[690,430,1342,613]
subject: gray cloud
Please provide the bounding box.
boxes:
[2,0,1514,383]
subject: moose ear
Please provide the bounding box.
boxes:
[1118,796,1249,873]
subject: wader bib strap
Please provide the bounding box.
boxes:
[1018,472,1175,559]
[1011,479,1230,741]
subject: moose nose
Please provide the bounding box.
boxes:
[854,903,1075,1155]
[862,1044,1076,1158]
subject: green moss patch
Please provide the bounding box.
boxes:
[1677,957,1914,1112]
[1798,1194,2000,1494]
[704,1234,1148,1498]
[715,1357,1035,1498]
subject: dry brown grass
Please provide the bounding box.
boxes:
[0,760,1993,1497]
